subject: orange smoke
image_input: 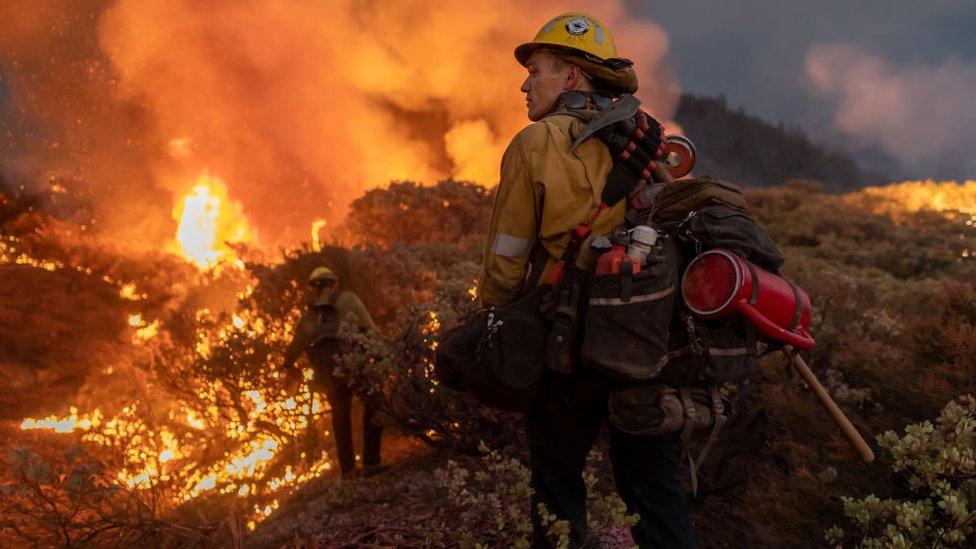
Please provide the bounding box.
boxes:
[2,1,679,248]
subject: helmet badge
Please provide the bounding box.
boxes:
[565,17,590,36]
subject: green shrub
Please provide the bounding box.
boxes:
[828,395,976,547]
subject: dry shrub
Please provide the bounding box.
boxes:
[0,445,209,547]
[693,184,976,546]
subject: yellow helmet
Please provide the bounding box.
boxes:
[308,266,338,284]
[515,13,618,66]
[515,13,638,95]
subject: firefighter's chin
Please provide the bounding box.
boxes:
[312,287,335,305]
[526,99,550,122]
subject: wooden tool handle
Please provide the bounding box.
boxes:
[782,346,875,463]
[652,162,674,183]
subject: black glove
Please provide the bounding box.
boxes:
[597,110,667,207]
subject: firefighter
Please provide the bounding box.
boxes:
[282,266,382,477]
[478,13,697,547]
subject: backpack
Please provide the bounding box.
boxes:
[650,175,748,223]
[304,293,343,366]
[581,175,784,493]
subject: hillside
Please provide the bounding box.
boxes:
[253,179,976,548]
[4,179,976,547]
[675,94,887,190]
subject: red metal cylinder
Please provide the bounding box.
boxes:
[681,249,815,351]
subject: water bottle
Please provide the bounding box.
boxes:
[627,225,659,265]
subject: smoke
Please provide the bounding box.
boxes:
[0,0,172,245]
[1,1,678,247]
[806,43,976,178]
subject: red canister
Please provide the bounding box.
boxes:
[681,249,815,351]
[596,243,641,276]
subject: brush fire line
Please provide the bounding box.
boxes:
[10,240,338,529]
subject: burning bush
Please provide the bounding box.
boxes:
[1,180,508,544]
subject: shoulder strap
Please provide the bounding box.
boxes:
[546,203,609,286]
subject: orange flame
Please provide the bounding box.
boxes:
[311,218,327,252]
[170,174,254,268]
[21,407,102,433]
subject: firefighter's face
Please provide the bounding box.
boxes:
[521,50,579,121]
[309,280,336,299]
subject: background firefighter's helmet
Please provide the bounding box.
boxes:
[308,266,338,285]
[515,12,638,95]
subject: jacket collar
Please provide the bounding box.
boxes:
[554,90,611,113]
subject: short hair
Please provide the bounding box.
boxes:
[538,48,595,87]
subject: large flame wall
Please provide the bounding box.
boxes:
[0,0,678,249]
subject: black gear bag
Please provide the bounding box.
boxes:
[434,283,550,412]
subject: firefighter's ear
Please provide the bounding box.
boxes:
[563,63,585,91]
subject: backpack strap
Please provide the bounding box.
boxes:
[678,386,699,496]
[679,385,730,499]
[695,386,728,471]
[788,282,804,331]
[745,261,760,305]
[518,243,551,299]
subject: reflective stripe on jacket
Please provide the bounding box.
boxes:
[478,109,627,307]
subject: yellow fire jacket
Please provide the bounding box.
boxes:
[478,109,627,307]
[282,290,376,369]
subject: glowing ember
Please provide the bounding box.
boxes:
[171,174,254,269]
[119,283,145,300]
[21,407,102,433]
[134,320,160,343]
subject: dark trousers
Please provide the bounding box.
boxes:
[527,370,697,548]
[314,368,382,475]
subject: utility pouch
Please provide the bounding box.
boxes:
[682,204,784,272]
[664,314,758,386]
[581,238,679,381]
[608,382,730,495]
[694,316,758,384]
[607,383,725,436]
[650,176,747,224]
[546,284,582,374]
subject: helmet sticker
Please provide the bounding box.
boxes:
[565,17,590,36]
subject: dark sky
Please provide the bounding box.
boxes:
[638,0,976,180]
